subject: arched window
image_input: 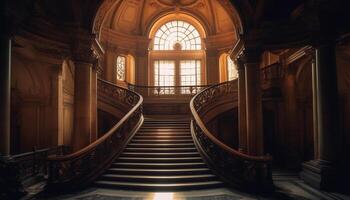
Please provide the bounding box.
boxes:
[150,20,205,95]
[227,56,238,81]
[153,20,201,50]
[116,56,126,81]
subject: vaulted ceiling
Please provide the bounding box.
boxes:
[3,0,350,50]
[100,0,237,37]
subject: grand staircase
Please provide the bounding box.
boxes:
[95,117,224,191]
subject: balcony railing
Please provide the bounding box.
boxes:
[127,84,212,98]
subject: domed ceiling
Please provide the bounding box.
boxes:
[101,0,237,37]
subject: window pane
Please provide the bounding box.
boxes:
[153,20,202,50]
[116,56,126,81]
[180,60,201,94]
[154,60,175,94]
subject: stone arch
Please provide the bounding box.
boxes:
[92,0,246,40]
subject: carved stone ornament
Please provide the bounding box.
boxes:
[237,48,262,64]
[156,0,199,7]
[71,33,98,64]
[93,0,115,35]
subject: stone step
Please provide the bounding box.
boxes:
[105,168,213,176]
[133,135,192,140]
[117,156,203,163]
[127,143,195,148]
[131,139,193,144]
[124,147,197,153]
[95,180,224,191]
[120,152,200,158]
[99,174,217,183]
[111,162,206,169]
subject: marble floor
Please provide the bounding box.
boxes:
[28,172,350,200]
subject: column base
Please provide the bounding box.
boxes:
[300,160,337,190]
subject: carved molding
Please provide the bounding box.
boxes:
[93,0,117,35]
[70,30,98,64]
[13,33,70,64]
[285,46,313,65]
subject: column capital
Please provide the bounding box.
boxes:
[234,57,245,70]
[237,48,262,64]
[71,30,98,64]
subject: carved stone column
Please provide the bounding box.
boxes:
[301,43,340,189]
[71,33,98,151]
[243,50,264,156]
[235,57,247,152]
[0,36,11,156]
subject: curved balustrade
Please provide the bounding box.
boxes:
[127,83,211,97]
[47,79,143,190]
[190,80,274,193]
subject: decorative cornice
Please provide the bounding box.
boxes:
[70,30,98,64]
[231,38,262,64]
[13,32,71,64]
[92,39,105,60]
[285,46,313,65]
[156,0,199,7]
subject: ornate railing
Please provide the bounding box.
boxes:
[190,80,274,193]
[12,146,71,182]
[47,79,143,190]
[127,84,211,97]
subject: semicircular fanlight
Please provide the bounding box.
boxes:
[153,20,201,50]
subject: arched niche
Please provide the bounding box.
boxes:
[219,52,238,83]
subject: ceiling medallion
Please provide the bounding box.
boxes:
[156,0,199,7]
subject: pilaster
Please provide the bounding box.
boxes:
[301,42,340,190]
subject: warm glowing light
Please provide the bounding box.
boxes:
[153,20,201,50]
[227,55,238,81]
[116,56,126,81]
[153,192,174,200]
[180,60,201,94]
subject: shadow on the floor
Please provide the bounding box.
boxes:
[266,186,314,200]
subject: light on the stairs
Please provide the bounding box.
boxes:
[153,192,174,200]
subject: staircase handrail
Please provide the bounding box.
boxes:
[47,79,143,190]
[190,80,273,192]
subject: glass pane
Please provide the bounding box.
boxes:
[154,60,175,95]
[153,20,202,50]
[180,60,201,94]
[116,56,126,81]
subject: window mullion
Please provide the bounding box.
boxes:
[175,59,180,95]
